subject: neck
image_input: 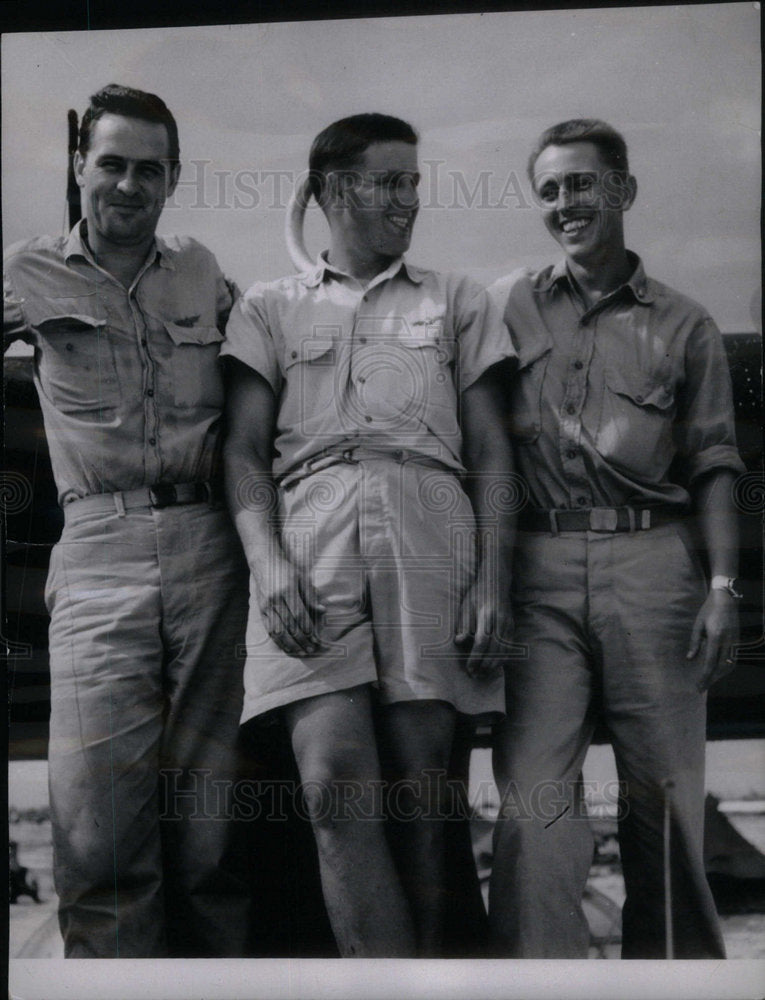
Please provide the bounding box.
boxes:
[83,223,155,288]
[327,240,396,283]
[567,248,633,306]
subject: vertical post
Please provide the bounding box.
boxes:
[662,778,675,959]
[67,109,81,231]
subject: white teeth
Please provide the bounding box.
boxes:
[561,218,591,233]
[388,215,409,229]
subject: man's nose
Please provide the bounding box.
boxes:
[393,176,419,209]
[116,167,140,195]
[556,184,575,211]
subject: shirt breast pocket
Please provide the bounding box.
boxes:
[36,313,119,418]
[596,364,677,480]
[509,339,552,444]
[397,337,456,414]
[163,321,225,409]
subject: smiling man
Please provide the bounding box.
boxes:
[222,113,515,956]
[4,84,251,957]
[487,119,744,958]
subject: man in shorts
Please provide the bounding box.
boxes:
[223,113,516,956]
[487,119,743,958]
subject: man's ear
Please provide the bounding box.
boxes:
[73,150,86,188]
[621,174,637,212]
[166,161,181,199]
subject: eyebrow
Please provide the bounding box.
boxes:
[95,154,167,167]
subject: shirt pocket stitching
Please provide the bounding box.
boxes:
[283,335,337,371]
[35,313,120,416]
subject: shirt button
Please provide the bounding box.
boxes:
[394,449,404,460]
[146,388,154,397]
[149,437,156,446]
[358,376,366,384]
[291,350,298,359]
[574,360,584,370]
[141,338,147,347]
[577,496,588,506]
[65,343,74,351]
[566,404,576,415]
[364,415,373,423]
[635,394,644,403]
[566,449,577,460]
[359,336,367,344]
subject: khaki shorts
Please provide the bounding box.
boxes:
[240,457,505,723]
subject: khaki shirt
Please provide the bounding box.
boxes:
[222,255,516,479]
[4,222,236,504]
[489,253,745,510]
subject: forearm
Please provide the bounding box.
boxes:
[692,469,739,580]
[224,436,286,595]
[464,439,517,588]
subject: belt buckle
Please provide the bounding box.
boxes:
[149,483,177,508]
[589,507,618,532]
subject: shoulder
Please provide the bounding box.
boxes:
[486,265,545,312]
[157,233,223,271]
[239,272,310,306]
[4,234,67,272]
[643,274,714,326]
[407,264,489,305]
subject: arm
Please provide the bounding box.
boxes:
[687,468,740,690]
[456,364,517,678]
[224,359,325,656]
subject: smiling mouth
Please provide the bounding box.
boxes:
[387,214,413,233]
[560,216,593,235]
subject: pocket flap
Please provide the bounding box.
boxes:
[605,366,675,409]
[284,337,336,368]
[36,313,106,333]
[164,322,224,347]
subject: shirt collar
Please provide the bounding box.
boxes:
[538,250,655,304]
[300,252,425,288]
[64,220,174,271]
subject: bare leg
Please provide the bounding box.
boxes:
[283,685,415,957]
[378,699,456,956]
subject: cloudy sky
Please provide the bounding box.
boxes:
[2,3,761,332]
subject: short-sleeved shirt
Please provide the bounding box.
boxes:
[4,222,236,504]
[488,253,744,511]
[222,255,515,479]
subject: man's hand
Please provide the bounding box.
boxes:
[256,553,326,657]
[455,574,514,679]
[687,590,739,691]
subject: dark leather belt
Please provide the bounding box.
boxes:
[517,505,681,534]
[64,481,222,517]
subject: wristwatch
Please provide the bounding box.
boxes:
[710,576,744,599]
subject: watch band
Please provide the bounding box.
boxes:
[710,575,743,599]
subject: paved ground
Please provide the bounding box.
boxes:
[10,745,765,959]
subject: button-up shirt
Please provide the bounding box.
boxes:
[489,253,744,510]
[4,222,236,504]
[222,255,515,479]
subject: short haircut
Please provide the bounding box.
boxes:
[308,113,418,204]
[78,83,180,164]
[527,118,629,184]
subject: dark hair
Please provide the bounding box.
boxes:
[78,83,180,164]
[307,113,418,204]
[527,118,629,184]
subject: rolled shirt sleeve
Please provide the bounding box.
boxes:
[220,285,282,394]
[674,316,746,483]
[451,275,517,392]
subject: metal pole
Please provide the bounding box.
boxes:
[662,778,675,959]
